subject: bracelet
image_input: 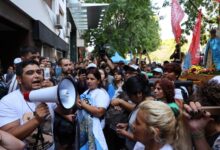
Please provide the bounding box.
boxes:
[191,130,205,139]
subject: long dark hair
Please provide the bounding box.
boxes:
[122,74,151,99]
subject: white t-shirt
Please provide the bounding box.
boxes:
[0,90,56,150]
[133,142,173,150]
[83,88,110,109]
[80,88,110,150]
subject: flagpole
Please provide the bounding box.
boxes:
[188,0,210,23]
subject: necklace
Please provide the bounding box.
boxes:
[25,101,35,113]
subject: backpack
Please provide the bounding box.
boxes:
[105,92,130,130]
[178,86,189,103]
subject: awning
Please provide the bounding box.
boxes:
[67,1,109,30]
[33,20,69,51]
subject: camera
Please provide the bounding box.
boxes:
[98,47,106,58]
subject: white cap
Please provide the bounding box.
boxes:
[13,58,22,64]
[124,64,140,72]
[87,63,97,69]
[210,76,220,84]
[153,67,163,74]
[130,64,139,70]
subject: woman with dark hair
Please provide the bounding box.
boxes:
[99,68,109,90]
[163,62,182,81]
[115,74,153,150]
[77,67,110,150]
[107,69,124,100]
[163,62,189,102]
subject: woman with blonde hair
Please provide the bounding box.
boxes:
[132,100,192,150]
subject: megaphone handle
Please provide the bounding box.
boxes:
[23,92,30,101]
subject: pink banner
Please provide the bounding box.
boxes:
[189,10,202,65]
[171,0,185,43]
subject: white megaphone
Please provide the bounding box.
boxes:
[23,77,77,110]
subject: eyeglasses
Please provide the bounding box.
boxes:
[24,69,43,75]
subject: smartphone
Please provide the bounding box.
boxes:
[44,68,50,80]
[55,67,62,77]
[201,106,220,116]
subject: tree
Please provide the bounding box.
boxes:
[83,0,161,57]
[163,0,220,45]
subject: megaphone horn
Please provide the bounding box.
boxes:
[23,77,77,110]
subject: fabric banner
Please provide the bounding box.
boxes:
[188,10,202,65]
[171,0,185,43]
[214,0,220,3]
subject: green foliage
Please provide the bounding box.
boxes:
[83,0,161,56]
[163,0,220,45]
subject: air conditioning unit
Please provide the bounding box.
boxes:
[66,22,71,38]
[66,22,72,30]
[55,14,63,29]
[66,28,71,38]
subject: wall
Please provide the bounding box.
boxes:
[10,0,68,42]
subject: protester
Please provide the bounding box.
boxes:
[154,78,183,108]
[57,58,74,82]
[204,29,220,71]
[123,64,140,81]
[3,65,14,83]
[163,62,189,101]
[132,100,184,150]
[152,67,163,78]
[183,101,212,150]
[107,69,124,100]
[99,68,109,90]
[104,69,126,150]
[8,47,40,93]
[170,44,182,63]
[77,67,110,150]
[114,75,152,150]
[0,60,73,149]
[54,57,78,149]
[184,76,220,149]
[0,60,54,149]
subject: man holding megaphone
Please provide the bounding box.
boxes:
[0,60,76,150]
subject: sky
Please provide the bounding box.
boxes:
[159,6,174,40]
[153,0,174,40]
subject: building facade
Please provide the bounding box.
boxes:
[0,0,75,72]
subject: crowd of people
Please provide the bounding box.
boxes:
[0,46,219,150]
